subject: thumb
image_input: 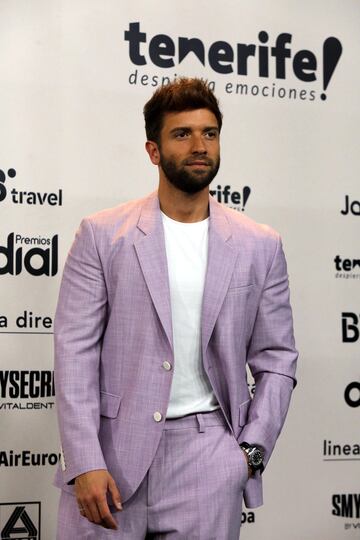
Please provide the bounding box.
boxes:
[108,474,123,511]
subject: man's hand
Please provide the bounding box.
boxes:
[75,469,122,530]
[241,449,252,480]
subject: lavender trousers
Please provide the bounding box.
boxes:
[56,409,248,539]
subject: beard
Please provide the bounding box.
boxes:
[159,153,220,194]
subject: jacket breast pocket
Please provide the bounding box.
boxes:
[227,284,254,295]
[239,398,251,427]
[100,391,122,418]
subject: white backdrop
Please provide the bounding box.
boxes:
[0,1,359,539]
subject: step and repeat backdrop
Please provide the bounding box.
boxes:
[0,1,359,539]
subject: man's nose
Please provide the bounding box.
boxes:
[191,134,207,154]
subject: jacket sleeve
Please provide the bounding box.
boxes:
[238,233,298,468]
[54,217,108,484]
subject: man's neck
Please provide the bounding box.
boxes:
[158,180,209,223]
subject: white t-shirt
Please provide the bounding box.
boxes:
[161,211,220,418]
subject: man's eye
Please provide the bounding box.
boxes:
[205,131,217,139]
[175,131,188,138]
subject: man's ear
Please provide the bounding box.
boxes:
[145,141,161,165]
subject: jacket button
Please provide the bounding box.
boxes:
[153,411,162,422]
[162,361,172,371]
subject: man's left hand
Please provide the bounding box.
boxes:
[241,449,252,479]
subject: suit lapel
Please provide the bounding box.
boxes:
[133,191,237,354]
[134,192,173,350]
[201,196,237,354]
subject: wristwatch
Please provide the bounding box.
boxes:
[240,442,264,474]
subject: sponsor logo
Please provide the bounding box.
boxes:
[241,511,255,525]
[0,370,55,411]
[341,195,360,216]
[341,313,359,343]
[0,501,40,540]
[0,233,58,277]
[344,381,360,408]
[0,168,62,207]
[332,494,360,520]
[124,22,342,101]
[0,310,53,333]
[247,382,255,396]
[323,440,360,461]
[210,185,251,212]
[0,450,60,468]
[335,256,360,280]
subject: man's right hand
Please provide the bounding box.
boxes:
[74,469,122,530]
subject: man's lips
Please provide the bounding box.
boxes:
[185,161,210,166]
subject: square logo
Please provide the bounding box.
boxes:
[0,502,41,540]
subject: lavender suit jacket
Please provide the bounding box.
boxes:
[53,190,298,509]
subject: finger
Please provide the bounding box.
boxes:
[81,502,94,524]
[78,505,86,517]
[241,449,251,478]
[108,476,123,511]
[98,497,118,530]
[76,498,90,520]
[87,499,103,525]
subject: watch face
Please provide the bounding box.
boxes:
[250,449,263,466]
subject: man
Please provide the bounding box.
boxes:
[54,78,298,539]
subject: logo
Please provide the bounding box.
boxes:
[0,310,53,333]
[341,195,360,216]
[0,450,60,467]
[323,440,360,461]
[0,502,40,540]
[247,382,255,396]
[0,168,62,206]
[335,256,360,280]
[241,511,255,525]
[332,494,360,519]
[210,185,251,211]
[0,233,58,276]
[0,169,16,202]
[341,313,359,343]
[124,22,342,101]
[344,381,360,408]
[0,370,55,411]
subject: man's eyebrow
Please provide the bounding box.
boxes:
[169,125,219,134]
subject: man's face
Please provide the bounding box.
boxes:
[157,108,220,194]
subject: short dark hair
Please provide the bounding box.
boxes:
[143,77,222,145]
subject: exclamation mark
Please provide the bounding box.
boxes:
[242,186,251,211]
[321,37,342,101]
